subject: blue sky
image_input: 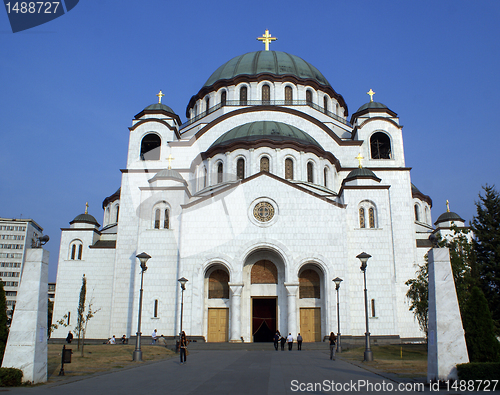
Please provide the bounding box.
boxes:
[1,1,499,282]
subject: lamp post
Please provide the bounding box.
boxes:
[178,277,188,337]
[132,252,151,362]
[357,252,373,362]
[333,277,343,353]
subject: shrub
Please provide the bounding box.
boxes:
[0,367,23,386]
[457,362,500,381]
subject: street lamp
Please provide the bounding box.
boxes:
[357,252,373,362]
[132,252,151,362]
[178,277,188,336]
[333,277,343,353]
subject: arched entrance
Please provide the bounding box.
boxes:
[298,264,325,342]
[204,265,230,342]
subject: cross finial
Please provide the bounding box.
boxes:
[167,154,175,170]
[257,29,277,51]
[355,153,364,168]
[157,90,165,104]
[367,89,375,102]
[446,200,450,212]
[85,202,89,214]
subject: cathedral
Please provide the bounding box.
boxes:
[52,31,442,343]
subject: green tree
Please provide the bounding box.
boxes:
[471,185,500,332]
[75,274,86,350]
[0,281,8,363]
[405,262,428,336]
[462,286,500,362]
[80,300,99,357]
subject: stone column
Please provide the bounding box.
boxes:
[228,283,243,342]
[284,283,299,336]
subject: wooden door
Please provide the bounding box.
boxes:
[207,308,228,342]
[300,308,321,342]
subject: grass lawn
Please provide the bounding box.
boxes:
[47,344,175,381]
[340,344,427,378]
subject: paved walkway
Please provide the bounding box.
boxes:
[5,349,496,394]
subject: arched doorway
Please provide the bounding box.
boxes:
[204,265,230,342]
[298,264,325,342]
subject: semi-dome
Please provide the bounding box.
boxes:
[70,213,100,226]
[210,121,322,149]
[204,51,331,88]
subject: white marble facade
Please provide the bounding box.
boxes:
[52,47,435,342]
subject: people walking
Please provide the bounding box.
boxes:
[66,331,73,344]
[297,333,303,350]
[179,331,189,364]
[329,332,337,360]
[280,334,286,350]
[287,333,293,351]
[273,331,280,351]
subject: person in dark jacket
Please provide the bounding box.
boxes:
[329,332,337,360]
[273,331,280,351]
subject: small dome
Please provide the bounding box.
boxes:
[204,51,331,88]
[70,213,100,226]
[210,121,322,149]
[102,188,120,209]
[355,101,389,113]
[434,211,464,226]
[345,167,379,181]
[144,103,176,114]
[149,168,185,183]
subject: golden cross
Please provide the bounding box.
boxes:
[367,89,375,102]
[167,154,175,169]
[85,202,89,214]
[157,90,165,104]
[446,200,450,212]
[257,29,277,51]
[355,153,364,168]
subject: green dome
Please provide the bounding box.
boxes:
[144,103,176,114]
[210,121,322,149]
[345,167,379,181]
[355,101,389,113]
[204,51,331,88]
[70,213,100,226]
[435,211,464,225]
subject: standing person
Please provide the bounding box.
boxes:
[179,331,189,364]
[329,332,337,360]
[66,331,73,344]
[297,333,303,350]
[273,331,280,351]
[280,334,286,351]
[287,333,293,351]
[151,329,157,344]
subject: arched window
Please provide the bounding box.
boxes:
[369,208,375,228]
[260,156,269,172]
[299,269,320,299]
[217,162,223,183]
[370,132,392,159]
[201,167,207,189]
[208,269,229,299]
[153,202,170,229]
[205,97,210,114]
[359,201,377,228]
[164,209,169,229]
[307,162,314,183]
[285,158,294,180]
[359,207,366,228]
[221,91,227,106]
[240,87,247,105]
[414,204,420,222]
[306,90,313,104]
[140,133,161,161]
[69,240,83,260]
[323,96,328,113]
[77,244,82,260]
[262,85,270,104]
[237,158,245,180]
[251,260,277,284]
[285,86,293,104]
[154,209,160,229]
[323,167,328,188]
[114,205,119,223]
[71,244,76,260]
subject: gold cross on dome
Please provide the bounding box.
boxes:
[257,29,277,51]
[355,153,364,168]
[85,202,89,214]
[157,90,165,104]
[446,200,450,212]
[367,89,375,102]
[167,154,175,169]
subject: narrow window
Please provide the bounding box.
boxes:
[67,312,71,325]
[306,90,312,104]
[369,208,375,228]
[359,208,366,228]
[205,97,210,114]
[237,158,245,180]
[71,244,76,260]
[115,206,119,223]
[154,299,158,318]
[140,133,161,161]
[262,85,270,104]
[285,158,294,180]
[164,209,169,229]
[217,162,223,183]
[260,156,269,172]
[154,209,160,229]
[285,86,293,104]
[323,96,328,113]
[240,87,247,105]
[221,91,227,106]
[371,299,376,317]
[323,167,328,188]
[414,204,420,222]
[203,168,207,188]
[307,162,314,183]
[77,244,82,260]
